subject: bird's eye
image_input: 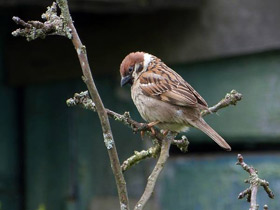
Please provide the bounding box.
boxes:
[128,66,134,73]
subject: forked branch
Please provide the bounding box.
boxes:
[236,154,274,210]
[134,132,175,210]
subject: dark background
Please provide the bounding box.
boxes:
[1,0,280,209]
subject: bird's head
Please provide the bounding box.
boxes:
[120,51,152,86]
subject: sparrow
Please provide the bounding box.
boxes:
[119,52,231,151]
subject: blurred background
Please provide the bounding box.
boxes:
[1,0,280,209]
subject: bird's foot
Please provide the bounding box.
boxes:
[137,121,160,138]
[147,121,160,135]
[161,130,169,137]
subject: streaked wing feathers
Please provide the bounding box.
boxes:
[139,68,208,108]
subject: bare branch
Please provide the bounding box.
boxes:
[12,1,130,209]
[66,91,143,131]
[134,132,175,210]
[120,135,189,172]
[236,154,274,210]
[238,188,251,200]
[172,135,189,153]
[56,0,130,208]
[201,89,242,116]
[260,180,274,199]
[12,2,71,41]
[67,89,241,142]
[121,142,161,172]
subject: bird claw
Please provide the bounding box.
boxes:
[147,121,160,136]
[132,123,146,133]
[140,130,145,139]
[136,121,160,139]
[161,130,169,136]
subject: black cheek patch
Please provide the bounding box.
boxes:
[136,64,143,73]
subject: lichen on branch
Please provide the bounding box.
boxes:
[12,2,72,41]
[201,89,242,116]
[121,142,161,172]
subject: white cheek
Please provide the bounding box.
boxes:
[143,53,152,70]
[132,70,138,79]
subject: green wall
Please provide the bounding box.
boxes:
[158,154,280,210]
[24,80,146,210]
[23,51,280,210]
[1,51,280,210]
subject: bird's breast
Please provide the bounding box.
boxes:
[131,84,194,132]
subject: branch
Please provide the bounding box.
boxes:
[121,141,161,172]
[201,89,242,116]
[57,1,130,209]
[66,91,144,131]
[67,89,241,141]
[12,2,130,209]
[12,2,72,41]
[68,89,242,129]
[120,135,189,172]
[134,132,175,210]
[236,154,274,210]
[172,135,189,153]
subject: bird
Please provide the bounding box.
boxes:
[119,51,231,151]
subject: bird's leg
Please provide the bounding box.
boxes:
[147,121,160,135]
[140,130,145,138]
[140,121,160,138]
[161,130,169,136]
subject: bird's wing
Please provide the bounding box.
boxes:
[139,66,208,109]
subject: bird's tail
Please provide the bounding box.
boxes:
[191,118,231,151]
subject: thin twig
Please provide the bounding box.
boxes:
[236,154,274,210]
[68,90,242,131]
[172,135,189,153]
[67,89,241,142]
[260,180,274,199]
[121,141,161,172]
[66,91,144,131]
[134,132,175,210]
[12,2,71,41]
[201,89,242,116]
[120,135,189,172]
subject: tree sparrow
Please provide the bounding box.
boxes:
[120,52,231,151]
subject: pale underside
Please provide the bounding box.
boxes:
[131,80,202,133]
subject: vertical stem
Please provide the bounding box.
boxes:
[250,187,259,210]
[134,133,174,210]
[56,0,129,209]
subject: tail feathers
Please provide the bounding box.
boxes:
[192,119,231,151]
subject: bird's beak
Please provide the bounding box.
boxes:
[121,75,132,87]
